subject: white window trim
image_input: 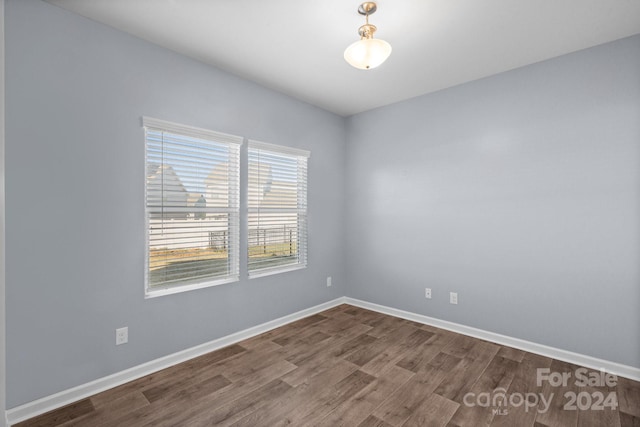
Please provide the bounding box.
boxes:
[143,117,243,298]
[248,139,310,159]
[248,264,307,280]
[142,117,243,146]
[144,276,239,299]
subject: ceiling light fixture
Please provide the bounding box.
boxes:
[344,2,392,70]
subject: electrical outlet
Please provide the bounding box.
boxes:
[425,288,431,299]
[450,292,458,305]
[327,276,332,287]
[116,327,128,345]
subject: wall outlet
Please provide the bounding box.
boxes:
[116,327,128,345]
[326,276,332,287]
[450,292,458,305]
[425,288,431,299]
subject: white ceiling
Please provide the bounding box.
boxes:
[46,0,640,117]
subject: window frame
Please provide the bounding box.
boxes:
[247,139,310,278]
[143,117,242,298]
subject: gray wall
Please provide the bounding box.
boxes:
[5,0,346,407]
[1,0,6,424]
[345,35,640,368]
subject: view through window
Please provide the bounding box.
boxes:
[248,141,309,276]
[144,117,241,295]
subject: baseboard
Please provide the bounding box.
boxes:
[344,297,640,382]
[7,295,639,425]
[5,297,347,426]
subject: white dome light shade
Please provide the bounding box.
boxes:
[344,38,392,70]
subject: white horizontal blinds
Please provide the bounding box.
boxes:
[144,117,241,291]
[248,141,309,275]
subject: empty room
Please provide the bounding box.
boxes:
[1,0,639,426]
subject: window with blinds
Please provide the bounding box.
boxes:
[143,117,241,296]
[248,141,310,277]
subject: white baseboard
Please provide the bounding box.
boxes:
[6,297,346,426]
[344,297,640,382]
[7,295,639,425]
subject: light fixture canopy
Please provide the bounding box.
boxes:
[344,2,392,70]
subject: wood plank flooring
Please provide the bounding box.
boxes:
[15,304,640,427]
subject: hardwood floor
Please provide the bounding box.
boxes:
[15,304,640,427]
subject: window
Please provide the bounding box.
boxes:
[248,140,310,277]
[143,117,241,296]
